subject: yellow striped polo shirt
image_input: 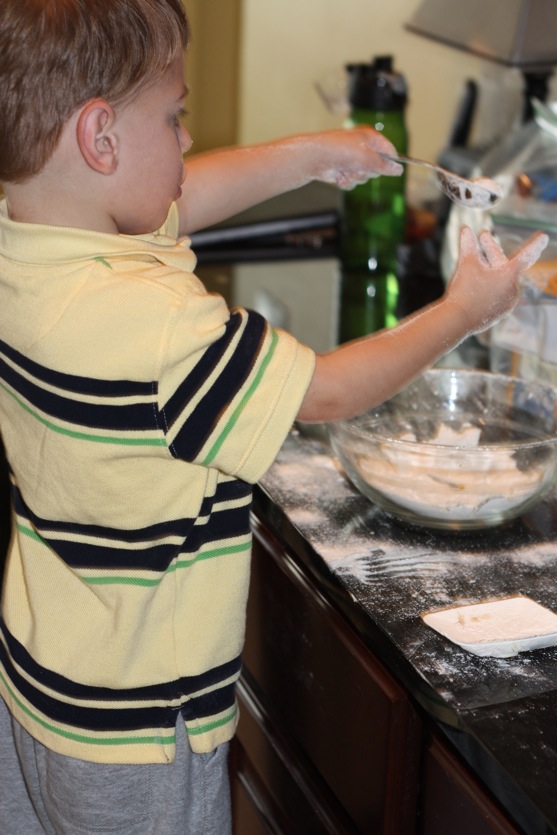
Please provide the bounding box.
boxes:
[0,201,315,763]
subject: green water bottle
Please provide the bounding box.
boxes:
[339,55,408,342]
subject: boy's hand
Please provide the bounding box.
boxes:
[305,127,403,189]
[447,226,549,334]
[297,223,548,424]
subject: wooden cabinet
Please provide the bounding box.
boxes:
[418,735,521,835]
[231,516,422,834]
[230,513,525,834]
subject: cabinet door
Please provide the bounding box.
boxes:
[419,734,521,835]
[231,682,348,834]
[232,516,422,834]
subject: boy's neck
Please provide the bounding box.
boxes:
[4,178,119,234]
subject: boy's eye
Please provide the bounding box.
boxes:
[174,108,189,126]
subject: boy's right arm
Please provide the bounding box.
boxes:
[297,227,548,424]
[177,128,401,235]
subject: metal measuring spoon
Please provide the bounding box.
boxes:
[380,152,503,210]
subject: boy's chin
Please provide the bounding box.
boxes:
[117,210,171,236]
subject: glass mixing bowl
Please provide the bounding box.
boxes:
[328,369,557,531]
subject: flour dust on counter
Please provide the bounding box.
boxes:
[260,430,557,713]
[508,540,557,567]
[331,546,487,595]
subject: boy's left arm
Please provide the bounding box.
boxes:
[176,128,402,236]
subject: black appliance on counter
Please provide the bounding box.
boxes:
[192,180,444,320]
[190,182,341,264]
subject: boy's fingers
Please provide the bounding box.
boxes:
[478,230,506,264]
[458,225,477,257]
[461,227,548,273]
[510,231,549,271]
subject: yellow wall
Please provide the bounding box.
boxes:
[185,0,557,163]
[184,0,241,150]
[237,0,530,160]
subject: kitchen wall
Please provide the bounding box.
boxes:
[185,0,241,151]
[185,0,557,164]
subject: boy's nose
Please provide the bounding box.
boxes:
[180,125,192,154]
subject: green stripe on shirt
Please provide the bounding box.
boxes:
[203,328,279,466]
[1,382,166,446]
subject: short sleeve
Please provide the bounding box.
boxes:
[158,288,315,484]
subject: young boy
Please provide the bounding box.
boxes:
[0,1,547,833]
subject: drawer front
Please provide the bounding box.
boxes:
[419,735,521,835]
[238,518,421,834]
[233,684,352,834]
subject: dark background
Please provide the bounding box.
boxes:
[0,439,10,574]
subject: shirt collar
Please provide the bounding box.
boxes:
[0,200,196,272]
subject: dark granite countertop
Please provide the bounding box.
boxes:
[254,428,557,835]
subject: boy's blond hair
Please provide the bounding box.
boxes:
[0,0,190,183]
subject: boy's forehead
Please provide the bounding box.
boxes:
[168,55,187,96]
[150,58,187,100]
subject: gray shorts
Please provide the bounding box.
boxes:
[0,697,231,835]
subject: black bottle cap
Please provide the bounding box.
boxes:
[346,55,408,111]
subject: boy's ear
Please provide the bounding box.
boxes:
[76,99,118,174]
